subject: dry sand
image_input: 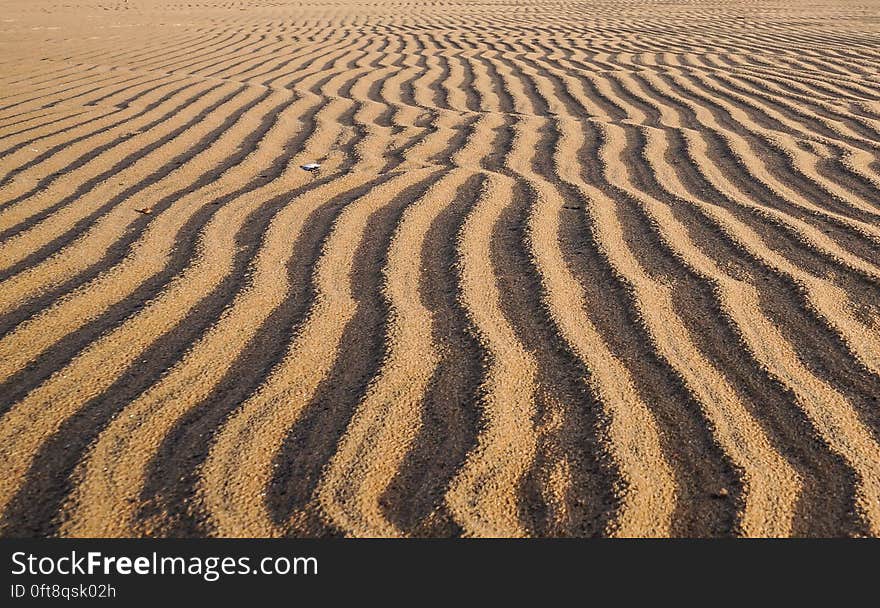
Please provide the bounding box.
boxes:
[1,0,879,537]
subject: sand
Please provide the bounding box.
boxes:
[1,0,879,538]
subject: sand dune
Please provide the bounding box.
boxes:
[1,0,879,537]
